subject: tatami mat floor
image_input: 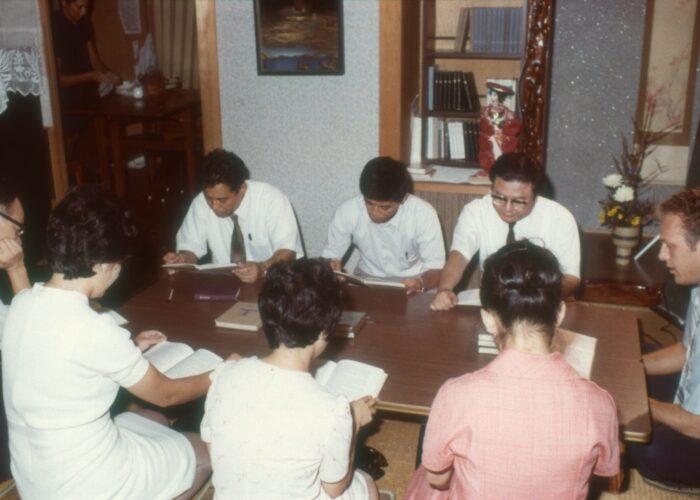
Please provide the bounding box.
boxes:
[0,306,690,499]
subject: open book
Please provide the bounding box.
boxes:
[457,288,481,306]
[144,341,223,378]
[314,359,387,400]
[215,302,262,331]
[162,262,240,271]
[477,328,597,379]
[334,270,406,289]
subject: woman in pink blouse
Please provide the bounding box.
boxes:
[406,241,620,500]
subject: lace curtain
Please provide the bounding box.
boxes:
[0,0,52,125]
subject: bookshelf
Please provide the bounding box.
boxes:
[417,0,554,170]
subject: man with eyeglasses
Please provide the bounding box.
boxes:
[321,157,445,294]
[0,177,30,332]
[431,153,580,311]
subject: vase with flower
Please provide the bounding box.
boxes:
[599,113,667,266]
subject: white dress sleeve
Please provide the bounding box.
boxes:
[450,199,482,260]
[321,200,355,260]
[265,190,303,255]
[548,209,581,278]
[74,314,149,388]
[176,194,210,258]
[415,202,446,270]
[319,396,354,484]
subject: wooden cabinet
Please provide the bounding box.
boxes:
[417,0,554,169]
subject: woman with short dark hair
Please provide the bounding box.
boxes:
[406,241,620,499]
[2,185,218,499]
[202,258,379,499]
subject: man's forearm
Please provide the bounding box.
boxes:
[438,251,468,291]
[421,269,441,291]
[643,342,686,376]
[650,399,700,439]
[7,264,30,295]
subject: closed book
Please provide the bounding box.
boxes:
[215,301,262,331]
[194,281,241,301]
[334,311,368,339]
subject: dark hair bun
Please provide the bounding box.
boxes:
[480,241,562,332]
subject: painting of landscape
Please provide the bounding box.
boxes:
[254,0,344,75]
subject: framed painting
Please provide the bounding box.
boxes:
[254,0,344,75]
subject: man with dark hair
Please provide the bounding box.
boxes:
[431,152,580,310]
[321,157,445,294]
[626,189,700,492]
[0,177,30,331]
[163,149,303,283]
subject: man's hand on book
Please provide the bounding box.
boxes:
[135,330,167,352]
[233,262,261,283]
[162,251,197,274]
[328,260,346,282]
[431,289,457,311]
[402,277,423,295]
[351,395,378,430]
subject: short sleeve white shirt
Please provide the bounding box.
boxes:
[676,287,700,414]
[451,194,581,278]
[321,194,445,278]
[176,181,304,264]
[202,357,369,500]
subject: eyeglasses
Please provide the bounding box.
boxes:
[491,192,531,210]
[0,212,24,237]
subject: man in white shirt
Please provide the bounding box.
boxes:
[163,149,303,283]
[627,189,700,492]
[0,177,30,330]
[321,157,445,294]
[431,153,580,310]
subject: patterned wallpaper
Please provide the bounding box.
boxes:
[547,0,697,231]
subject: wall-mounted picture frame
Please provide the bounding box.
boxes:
[636,0,700,146]
[253,0,344,75]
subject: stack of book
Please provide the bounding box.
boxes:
[469,6,524,55]
[427,68,479,113]
[407,165,435,181]
[425,118,479,162]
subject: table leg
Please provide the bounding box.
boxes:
[109,120,127,197]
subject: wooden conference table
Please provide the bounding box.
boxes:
[120,271,651,443]
[63,89,200,196]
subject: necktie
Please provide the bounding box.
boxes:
[506,222,516,245]
[230,214,246,263]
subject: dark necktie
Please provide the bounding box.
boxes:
[506,222,516,245]
[230,214,246,263]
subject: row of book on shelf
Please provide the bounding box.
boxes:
[426,117,480,163]
[454,6,525,55]
[427,68,480,113]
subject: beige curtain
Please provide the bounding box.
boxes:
[152,0,199,89]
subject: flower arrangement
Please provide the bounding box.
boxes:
[598,112,668,228]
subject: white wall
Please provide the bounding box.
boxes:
[216,0,379,256]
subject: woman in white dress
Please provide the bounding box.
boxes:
[202,258,379,499]
[2,186,219,499]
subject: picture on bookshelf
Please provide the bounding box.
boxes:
[253,0,344,75]
[479,79,521,170]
